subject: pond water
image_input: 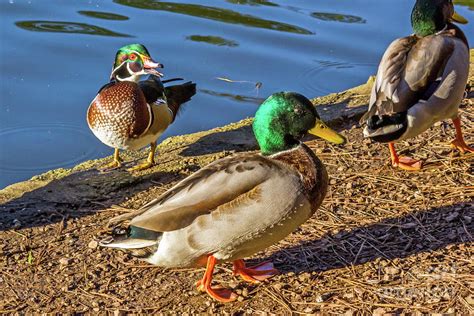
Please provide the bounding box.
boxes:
[0,0,473,189]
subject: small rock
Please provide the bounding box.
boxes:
[303,307,314,313]
[384,267,400,275]
[465,294,474,305]
[59,258,71,266]
[446,212,459,222]
[88,240,98,249]
[12,219,21,228]
[373,308,386,316]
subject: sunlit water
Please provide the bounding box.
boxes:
[0,0,473,189]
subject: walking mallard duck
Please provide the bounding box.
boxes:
[100,92,346,302]
[361,0,471,171]
[87,44,196,171]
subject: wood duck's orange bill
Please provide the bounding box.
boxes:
[308,119,346,144]
[142,56,164,76]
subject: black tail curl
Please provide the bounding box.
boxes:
[366,111,408,143]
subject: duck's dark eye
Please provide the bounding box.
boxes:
[294,108,304,116]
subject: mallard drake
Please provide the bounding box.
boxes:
[87,44,196,171]
[100,92,346,302]
[361,0,471,171]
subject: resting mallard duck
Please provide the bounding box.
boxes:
[361,0,471,171]
[100,92,346,302]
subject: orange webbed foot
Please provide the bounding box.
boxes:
[450,117,474,154]
[388,143,423,171]
[196,280,237,302]
[196,255,237,303]
[450,139,474,154]
[392,156,423,171]
[233,260,279,283]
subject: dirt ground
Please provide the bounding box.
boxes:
[1,55,473,314]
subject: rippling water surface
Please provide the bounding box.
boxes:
[0,0,473,188]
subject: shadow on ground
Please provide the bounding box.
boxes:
[179,125,257,157]
[0,168,182,231]
[264,200,473,274]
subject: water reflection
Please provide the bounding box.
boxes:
[200,89,264,104]
[15,20,131,37]
[0,124,100,172]
[114,0,313,34]
[78,10,129,20]
[311,12,366,24]
[226,0,278,7]
[298,61,376,95]
[186,35,238,47]
[454,0,474,10]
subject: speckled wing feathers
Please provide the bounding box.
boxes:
[364,33,458,120]
[130,154,281,232]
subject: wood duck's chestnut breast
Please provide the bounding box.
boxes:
[87,82,151,147]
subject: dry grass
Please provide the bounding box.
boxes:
[0,100,473,314]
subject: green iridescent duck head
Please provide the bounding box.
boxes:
[110,44,163,82]
[253,92,346,155]
[411,0,468,37]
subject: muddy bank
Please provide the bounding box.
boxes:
[0,51,473,314]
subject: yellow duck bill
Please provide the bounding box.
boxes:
[452,11,468,24]
[308,120,346,144]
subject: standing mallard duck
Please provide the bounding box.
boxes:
[100,92,346,302]
[87,44,196,171]
[362,0,471,171]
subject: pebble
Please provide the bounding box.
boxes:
[88,240,98,249]
[446,212,459,222]
[384,267,400,275]
[59,258,71,266]
[12,219,21,228]
[273,283,282,291]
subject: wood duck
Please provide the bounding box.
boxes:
[100,92,346,302]
[87,44,196,171]
[361,0,471,171]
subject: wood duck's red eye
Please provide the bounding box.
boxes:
[129,54,137,60]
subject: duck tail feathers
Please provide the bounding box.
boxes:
[363,111,408,143]
[100,226,162,258]
[165,81,197,121]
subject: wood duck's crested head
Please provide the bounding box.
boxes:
[110,44,164,82]
[411,0,468,37]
